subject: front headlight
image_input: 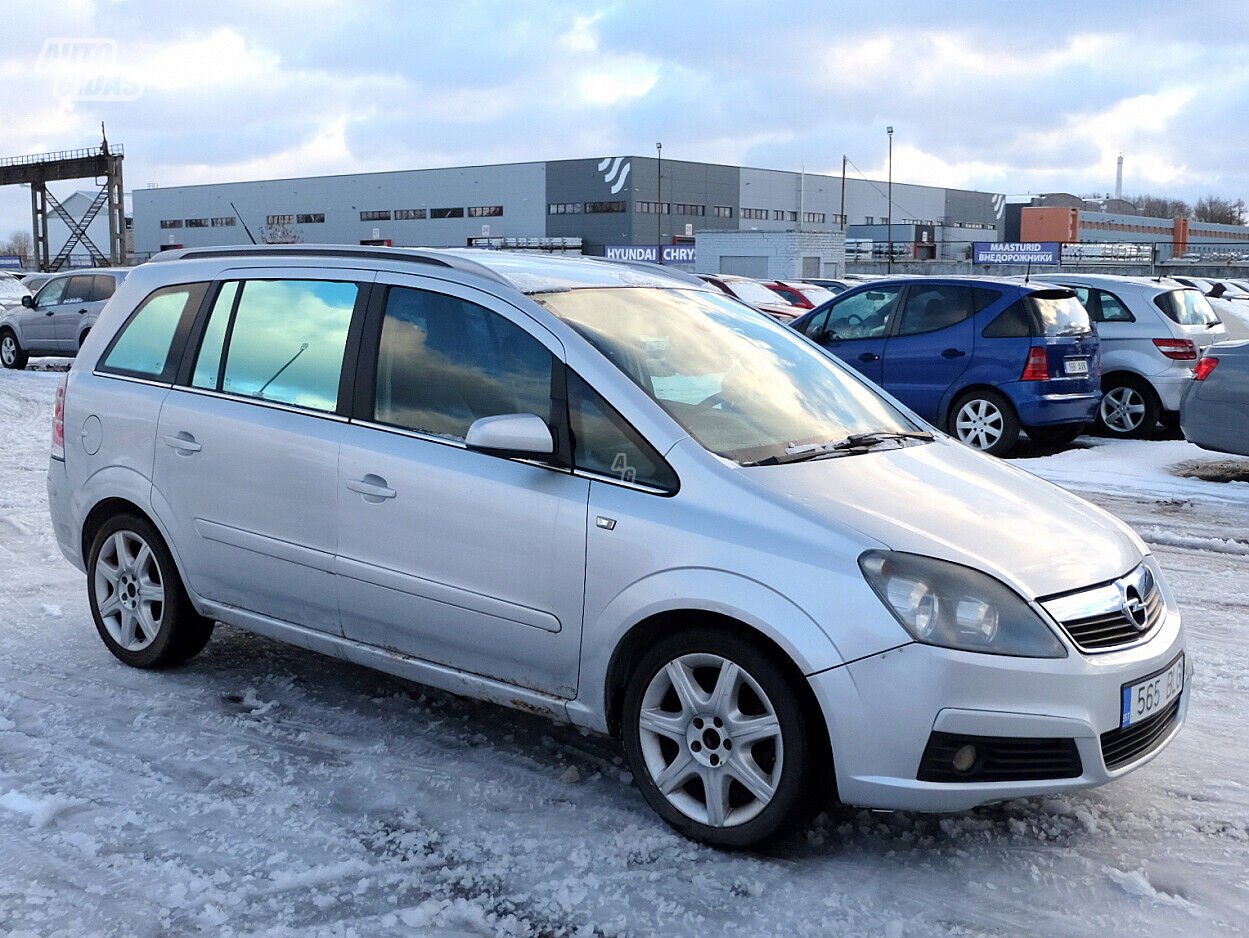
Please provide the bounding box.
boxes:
[859,550,1067,658]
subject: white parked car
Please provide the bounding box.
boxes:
[1036,274,1226,437]
[47,246,1188,845]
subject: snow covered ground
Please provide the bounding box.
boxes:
[2,366,1247,937]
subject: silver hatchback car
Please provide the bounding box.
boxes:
[47,246,1188,845]
[0,267,129,369]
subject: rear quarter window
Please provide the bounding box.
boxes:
[98,283,210,381]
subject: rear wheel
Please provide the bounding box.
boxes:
[0,329,27,370]
[87,514,214,668]
[622,628,818,847]
[1098,377,1160,438]
[948,390,1020,456]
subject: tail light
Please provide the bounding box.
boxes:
[1194,356,1220,381]
[1153,338,1197,361]
[1021,347,1049,381]
[51,374,67,459]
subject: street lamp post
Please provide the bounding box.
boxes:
[656,142,663,263]
[886,126,894,273]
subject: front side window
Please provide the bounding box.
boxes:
[821,285,903,339]
[191,279,357,412]
[99,283,208,380]
[538,287,917,465]
[373,287,554,441]
[35,278,69,308]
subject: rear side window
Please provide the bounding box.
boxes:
[568,371,677,492]
[373,286,555,441]
[191,279,359,413]
[99,283,209,381]
[90,275,117,303]
[64,276,94,304]
[896,285,975,336]
[982,298,1032,338]
[1155,290,1220,326]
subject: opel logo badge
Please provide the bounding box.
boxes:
[1121,584,1148,630]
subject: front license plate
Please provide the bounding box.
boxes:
[1064,358,1090,375]
[1120,653,1184,728]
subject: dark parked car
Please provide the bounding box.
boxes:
[790,277,1101,456]
[1180,341,1249,456]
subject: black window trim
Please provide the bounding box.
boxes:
[96,281,213,384]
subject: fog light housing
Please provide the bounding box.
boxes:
[952,744,978,773]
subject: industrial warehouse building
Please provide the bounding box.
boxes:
[130,156,1005,267]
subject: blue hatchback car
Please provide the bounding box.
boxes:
[790,277,1101,456]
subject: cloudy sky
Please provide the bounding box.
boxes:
[3,0,1248,242]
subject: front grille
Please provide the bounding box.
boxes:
[1041,564,1165,653]
[1100,696,1182,770]
[918,732,1083,783]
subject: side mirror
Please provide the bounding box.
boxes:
[21,295,34,308]
[465,413,554,458]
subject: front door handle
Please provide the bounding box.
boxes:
[858,352,880,362]
[941,348,966,359]
[163,432,202,455]
[346,474,397,503]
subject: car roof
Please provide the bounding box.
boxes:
[147,245,706,295]
[1035,272,1197,294]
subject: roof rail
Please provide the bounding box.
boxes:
[143,243,514,288]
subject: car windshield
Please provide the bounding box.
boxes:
[727,279,786,307]
[0,279,28,302]
[1156,289,1220,326]
[1029,290,1093,336]
[536,287,919,465]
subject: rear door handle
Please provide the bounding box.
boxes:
[346,474,397,502]
[858,352,880,362]
[163,433,202,454]
[941,348,966,359]
[78,308,89,315]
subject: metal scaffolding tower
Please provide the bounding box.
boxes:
[0,141,125,270]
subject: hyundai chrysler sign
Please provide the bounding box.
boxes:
[605,245,696,265]
[973,242,1060,264]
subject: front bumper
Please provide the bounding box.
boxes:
[809,581,1187,812]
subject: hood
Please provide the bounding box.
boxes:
[741,438,1146,599]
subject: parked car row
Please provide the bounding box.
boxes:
[0,268,129,369]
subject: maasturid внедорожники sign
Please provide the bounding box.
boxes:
[973,242,1060,264]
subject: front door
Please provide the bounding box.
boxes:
[881,284,977,421]
[336,278,588,698]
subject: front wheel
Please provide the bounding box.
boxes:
[87,514,214,668]
[0,329,27,370]
[948,390,1020,456]
[622,629,818,847]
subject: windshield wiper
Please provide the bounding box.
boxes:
[742,430,933,466]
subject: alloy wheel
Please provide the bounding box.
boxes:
[0,335,16,367]
[954,398,1004,450]
[636,652,783,828]
[92,529,166,652]
[1100,386,1145,434]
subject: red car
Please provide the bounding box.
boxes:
[697,274,806,321]
[765,280,837,310]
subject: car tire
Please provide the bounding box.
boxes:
[87,514,214,669]
[0,329,28,370]
[948,389,1020,456]
[622,628,818,847]
[1025,424,1086,447]
[1098,376,1161,439]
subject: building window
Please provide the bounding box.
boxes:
[210,217,237,227]
[394,209,427,220]
[185,218,209,228]
[360,210,392,221]
[266,214,295,226]
[635,201,670,214]
[547,202,583,215]
[296,213,325,224]
[673,203,705,216]
[585,201,627,213]
[714,206,734,218]
[159,219,183,229]
[803,212,826,224]
[468,205,503,217]
[431,207,465,219]
[741,208,767,220]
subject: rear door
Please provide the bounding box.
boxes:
[51,275,96,351]
[153,270,366,632]
[880,283,976,421]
